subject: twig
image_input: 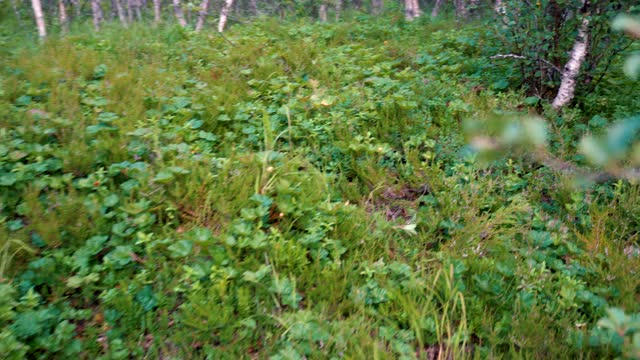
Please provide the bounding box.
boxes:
[471,136,640,183]
[534,148,640,183]
[491,53,562,74]
[217,31,236,46]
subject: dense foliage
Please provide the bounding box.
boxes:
[0,13,639,359]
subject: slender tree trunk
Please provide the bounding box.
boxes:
[59,0,69,32]
[153,0,162,24]
[319,1,328,22]
[134,0,142,21]
[431,0,443,17]
[218,0,234,32]
[494,0,507,23]
[70,0,80,18]
[552,17,590,110]
[31,0,47,38]
[371,0,383,16]
[126,0,133,22]
[194,0,210,31]
[108,0,117,19]
[454,0,468,18]
[114,0,128,26]
[91,0,103,31]
[172,0,187,27]
[248,0,257,15]
[404,0,414,20]
[335,0,343,21]
[411,0,420,18]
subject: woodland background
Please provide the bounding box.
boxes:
[1,0,640,358]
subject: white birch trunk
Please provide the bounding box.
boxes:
[194,0,210,32]
[335,0,343,21]
[404,0,413,20]
[31,0,47,38]
[126,0,133,22]
[134,0,142,21]
[114,0,128,26]
[552,17,590,110]
[153,0,162,24]
[249,0,257,16]
[371,0,383,16]
[494,0,509,24]
[217,0,234,32]
[172,0,187,27]
[108,0,117,20]
[319,2,328,22]
[431,0,443,17]
[59,0,69,32]
[411,0,420,18]
[70,0,81,18]
[454,0,468,18]
[91,0,103,31]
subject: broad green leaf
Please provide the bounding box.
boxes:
[168,240,192,258]
[152,170,174,183]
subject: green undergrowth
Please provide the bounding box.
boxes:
[0,17,638,359]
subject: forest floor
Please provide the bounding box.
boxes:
[0,17,639,359]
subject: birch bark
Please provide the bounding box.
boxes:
[404,0,414,20]
[91,0,103,31]
[172,0,187,27]
[31,0,47,38]
[218,0,234,32]
[431,0,443,17]
[411,0,420,18]
[59,0,69,33]
[371,0,383,16]
[114,0,128,26]
[319,1,328,22]
[195,0,210,32]
[335,0,343,21]
[153,0,162,24]
[552,17,590,110]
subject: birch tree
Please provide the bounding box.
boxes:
[411,0,420,18]
[371,0,383,16]
[218,0,234,32]
[172,0,188,27]
[454,0,468,18]
[126,0,133,22]
[195,0,210,32]
[91,0,103,31]
[404,0,414,21]
[552,17,590,110]
[31,0,47,38]
[153,0,162,24]
[319,1,328,22]
[494,0,505,15]
[114,0,128,26]
[70,0,80,18]
[132,0,142,21]
[59,0,69,33]
[248,0,257,16]
[431,0,444,17]
[404,0,420,21]
[335,0,343,21]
